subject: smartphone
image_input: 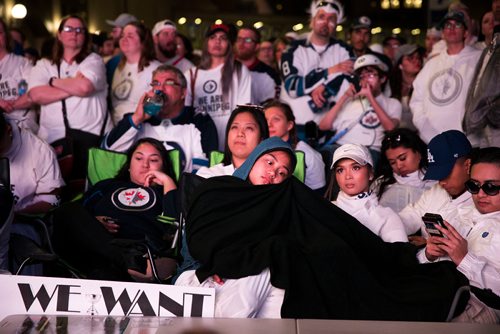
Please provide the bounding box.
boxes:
[350,75,361,92]
[422,213,446,237]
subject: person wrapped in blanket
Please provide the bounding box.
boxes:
[52,138,178,281]
[175,136,469,320]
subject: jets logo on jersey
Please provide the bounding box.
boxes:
[111,187,157,211]
[203,80,218,94]
[359,109,380,129]
[113,78,133,101]
[428,68,463,106]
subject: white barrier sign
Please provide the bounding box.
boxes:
[0,275,214,320]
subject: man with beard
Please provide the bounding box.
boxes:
[279,0,354,134]
[152,19,194,73]
[235,26,280,104]
[349,16,391,71]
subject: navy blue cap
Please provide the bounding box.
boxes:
[424,130,472,181]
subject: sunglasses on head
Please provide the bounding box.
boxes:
[236,104,264,112]
[316,1,340,11]
[465,180,500,196]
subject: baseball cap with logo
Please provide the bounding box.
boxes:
[106,13,138,28]
[152,19,177,36]
[354,54,389,73]
[424,130,472,181]
[331,143,373,169]
[394,44,420,64]
[351,16,372,30]
[439,11,468,30]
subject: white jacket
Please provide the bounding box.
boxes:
[334,191,408,243]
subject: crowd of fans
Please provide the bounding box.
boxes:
[0,0,499,324]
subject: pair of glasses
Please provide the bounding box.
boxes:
[465,180,500,196]
[359,72,379,79]
[236,37,256,44]
[62,26,86,34]
[150,79,181,88]
[316,1,340,11]
[443,22,464,30]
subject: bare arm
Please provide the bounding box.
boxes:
[16,189,61,216]
[50,71,95,97]
[318,84,355,131]
[29,86,71,105]
[10,93,36,110]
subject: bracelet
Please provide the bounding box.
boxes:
[49,77,56,87]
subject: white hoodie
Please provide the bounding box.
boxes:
[333,191,408,243]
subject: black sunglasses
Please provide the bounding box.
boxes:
[465,180,500,196]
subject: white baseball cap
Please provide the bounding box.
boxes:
[152,19,177,36]
[354,54,389,73]
[331,144,373,169]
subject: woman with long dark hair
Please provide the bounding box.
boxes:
[185,24,251,150]
[389,45,424,130]
[375,128,434,213]
[196,105,269,178]
[53,137,178,281]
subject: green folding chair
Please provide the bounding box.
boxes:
[209,150,306,183]
[86,147,182,283]
[87,147,181,187]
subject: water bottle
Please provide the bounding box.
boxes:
[143,90,166,116]
[18,79,28,96]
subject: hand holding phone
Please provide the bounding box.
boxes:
[422,213,446,237]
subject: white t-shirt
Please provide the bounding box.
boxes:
[3,119,64,211]
[29,53,109,144]
[333,191,408,243]
[333,95,402,151]
[164,55,194,73]
[185,64,252,150]
[111,60,161,124]
[0,53,36,132]
[410,45,481,144]
[295,141,325,190]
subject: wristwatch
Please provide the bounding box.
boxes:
[49,76,57,87]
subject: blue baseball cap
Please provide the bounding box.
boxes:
[424,130,472,181]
